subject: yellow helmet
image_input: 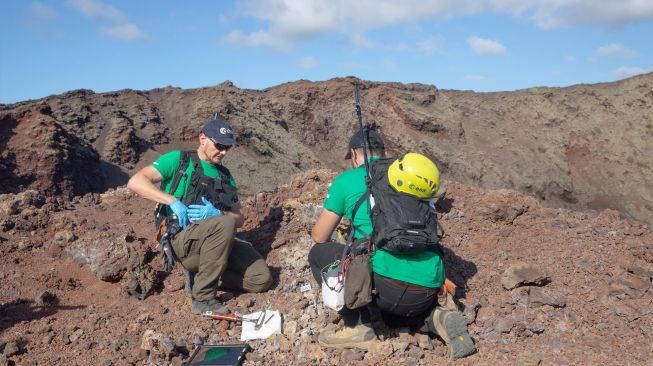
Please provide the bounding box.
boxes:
[387,153,440,199]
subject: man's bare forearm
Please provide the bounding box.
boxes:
[127,170,175,205]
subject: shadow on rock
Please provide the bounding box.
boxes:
[0,115,36,194]
[266,265,282,290]
[442,246,478,301]
[0,299,85,333]
[436,196,454,214]
[99,160,130,191]
[238,206,284,258]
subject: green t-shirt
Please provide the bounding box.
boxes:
[151,150,238,213]
[323,157,444,288]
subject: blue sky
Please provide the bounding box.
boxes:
[1,0,652,104]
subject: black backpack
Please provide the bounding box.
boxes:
[351,157,442,254]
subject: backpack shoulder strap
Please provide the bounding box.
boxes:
[168,150,193,196]
[215,164,234,187]
[186,151,230,182]
[187,150,233,188]
[188,151,202,171]
[349,190,371,241]
[349,158,385,242]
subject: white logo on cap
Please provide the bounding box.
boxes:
[220,127,232,135]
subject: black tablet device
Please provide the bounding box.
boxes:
[185,344,250,366]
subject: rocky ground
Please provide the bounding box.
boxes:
[1,169,652,365]
[1,74,652,226]
[1,76,652,365]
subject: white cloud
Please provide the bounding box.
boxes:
[524,0,653,29]
[615,66,648,79]
[66,0,146,41]
[298,56,319,69]
[218,14,231,25]
[228,0,653,49]
[102,24,146,40]
[27,2,57,20]
[564,55,577,62]
[467,36,506,55]
[462,74,488,82]
[596,43,636,58]
[223,30,290,51]
[348,34,377,49]
[23,2,63,38]
[232,0,481,48]
[66,0,125,22]
[417,36,444,55]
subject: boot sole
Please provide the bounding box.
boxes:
[191,303,229,315]
[192,308,229,316]
[318,329,377,350]
[443,312,476,360]
[318,337,377,350]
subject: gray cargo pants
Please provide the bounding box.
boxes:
[171,215,272,301]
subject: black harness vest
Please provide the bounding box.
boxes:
[179,151,238,211]
[154,151,238,229]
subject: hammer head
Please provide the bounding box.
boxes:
[253,311,267,330]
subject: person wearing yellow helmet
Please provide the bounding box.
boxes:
[307,125,475,360]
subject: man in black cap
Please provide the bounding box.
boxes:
[128,115,272,315]
[307,124,386,349]
[307,124,476,360]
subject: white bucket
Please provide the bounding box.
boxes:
[321,261,345,311]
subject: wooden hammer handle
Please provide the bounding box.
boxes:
[203,313,240,322]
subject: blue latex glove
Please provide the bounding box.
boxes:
[188,197,222,223]
[168,199,189,228]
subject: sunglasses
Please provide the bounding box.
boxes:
[206,133,234,151]
[211,140,232,152]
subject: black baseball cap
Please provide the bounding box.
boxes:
[344,126,385,159]
[201,117,236,146]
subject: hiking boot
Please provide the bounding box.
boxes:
[430,307,476,360]
[318,323,378,350]
[191,299,229,315]
[183,268,195,297]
